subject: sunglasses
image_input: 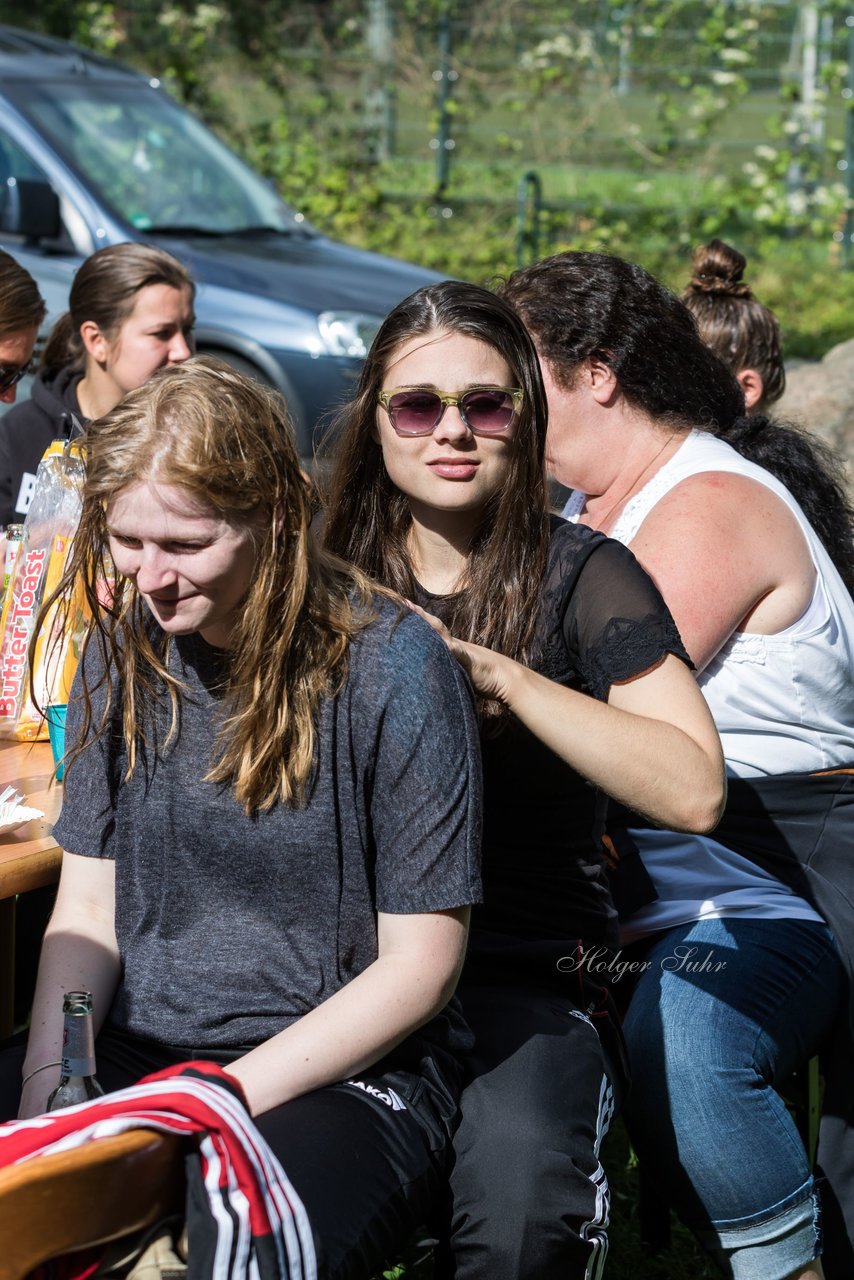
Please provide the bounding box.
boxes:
[0,360,32,393]
[377,386,523,437]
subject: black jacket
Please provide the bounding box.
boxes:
[0,367,86,528]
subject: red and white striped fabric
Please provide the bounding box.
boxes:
[0,1060,317,1280]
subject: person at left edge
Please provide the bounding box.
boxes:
[2,356,482,1280]
[0,248,44,403]
[0,246,47,1021]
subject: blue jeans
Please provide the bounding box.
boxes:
[623,917,846,1280]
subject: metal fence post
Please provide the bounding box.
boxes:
[845,15,854,265]
[432,4,457,196]
[365,0,396,163]
[516,171,543,268]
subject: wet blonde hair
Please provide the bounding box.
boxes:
[50,356,376,812]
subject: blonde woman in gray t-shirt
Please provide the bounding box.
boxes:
[6,357,483,1280]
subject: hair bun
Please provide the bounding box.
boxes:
[687,239,753,299]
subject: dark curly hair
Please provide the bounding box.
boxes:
[500,250,745,431]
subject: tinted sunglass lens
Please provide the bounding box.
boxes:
[389,391,442,434]
[0,363,29,392]
[460,390,515,433]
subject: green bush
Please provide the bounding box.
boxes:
[19,2,853,358]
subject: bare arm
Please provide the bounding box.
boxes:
[408,604,724,834]
[19,852,120,1118]
[628,472,816,671]
[226,906,470,1116]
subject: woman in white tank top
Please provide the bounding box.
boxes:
[502,251,854,1280]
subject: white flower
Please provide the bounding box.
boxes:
[721,47,751,64]
[711,70,738,87]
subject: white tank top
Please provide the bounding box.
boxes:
[563,429,854,937]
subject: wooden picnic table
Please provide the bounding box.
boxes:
[0,739,63,1038]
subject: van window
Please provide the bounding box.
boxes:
[10,80,302,236]
[0,126,50,187]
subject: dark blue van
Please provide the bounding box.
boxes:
[0,26,441,457]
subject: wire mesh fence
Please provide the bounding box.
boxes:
[153,1,843,271]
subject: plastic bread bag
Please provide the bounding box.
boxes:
[0,440,86,740]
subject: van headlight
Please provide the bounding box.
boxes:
[318,311,382,358]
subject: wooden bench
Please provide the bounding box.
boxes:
[0,1128,186,1280]
[0,745,187,1277]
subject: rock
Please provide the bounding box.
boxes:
[778,342,854,476]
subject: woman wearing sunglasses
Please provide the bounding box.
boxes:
[0,241,194,529]
[322,280,726,1280]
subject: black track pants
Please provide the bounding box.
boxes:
[434,983,625,1280]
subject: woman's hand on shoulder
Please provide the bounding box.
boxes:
[406,601,517,703]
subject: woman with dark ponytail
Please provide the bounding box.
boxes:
[0,242,195,527]
[502,250,854,1280]
[683,238,854,595]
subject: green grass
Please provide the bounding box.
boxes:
[378,156,719,209]
[602,1119,718,1279]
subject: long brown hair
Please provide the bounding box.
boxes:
[322,281,550,677]
[41,242,194,376]
[49,356,376,812]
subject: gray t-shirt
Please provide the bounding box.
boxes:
[55,599,483,1050]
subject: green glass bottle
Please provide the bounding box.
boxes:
[47,990,105,1111]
